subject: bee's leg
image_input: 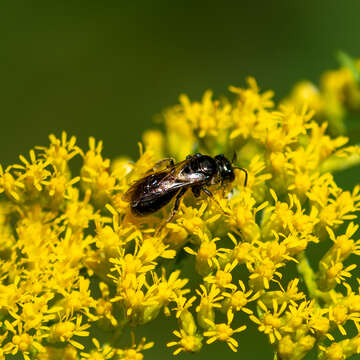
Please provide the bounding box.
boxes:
[201,187,213,198]
[147,158,175,173]
[167,188,187,223]
[156,188,187,235]
[220,180,225,197]
[201,187,230,215]
[191,186,201,197]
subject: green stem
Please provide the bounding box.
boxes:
[297,253,332,304]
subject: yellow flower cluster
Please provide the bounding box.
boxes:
[1,64,360,360]
[284,53,360,136]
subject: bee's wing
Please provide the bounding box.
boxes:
[122,159,179,203]
[122,168,175,204]
[122,177,147,202]
[137,162,208,201]
[123,158,206,204]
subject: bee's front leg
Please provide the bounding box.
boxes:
[201,187,213,198]
[201,187,230,215]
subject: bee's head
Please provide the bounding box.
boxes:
[214,154,235,183]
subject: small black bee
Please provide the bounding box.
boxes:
[123,153,247,222]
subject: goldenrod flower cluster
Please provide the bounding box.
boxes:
[1,61,360,360]
[284,53,360,136]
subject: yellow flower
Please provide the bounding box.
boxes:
[286,56,360,135]
[325,222,360,260]
[117,334,154,360]
[261,278,305,309]
[195,284,224,330]
[283,80,322,113]
[328,302,360,336]
[146,268,189,317]
[178,90,232,139]
[167,328,203,355]
[0,164,25,201]
[222,279,260,314]
[203,310,246,352]
[307,304,332,340]
[203,261,238,291]
[280,300,310,334]
[57,276,97,319]
[318,259,356,291]
[343,280,360,313]
[80,338,115,360]
[36,131,80,175]
[250,299,287,344]
[248,256,284,291]
[4,319,44,360]
[184,233,230,276]
[48,314,90,350]
[95,282,118,326]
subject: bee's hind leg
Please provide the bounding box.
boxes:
[156,188,187,235]
[167,188,187,223]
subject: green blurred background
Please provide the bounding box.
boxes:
[2,1,360,165]
[1,1,360,359]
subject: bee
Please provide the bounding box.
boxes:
[123,153,247,223]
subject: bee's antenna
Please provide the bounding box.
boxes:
[234,167,248,187]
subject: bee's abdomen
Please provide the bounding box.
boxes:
[131,188,178,216]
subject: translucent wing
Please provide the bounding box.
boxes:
[123,158,207,205]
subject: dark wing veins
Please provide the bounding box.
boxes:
[123,159,209,206]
